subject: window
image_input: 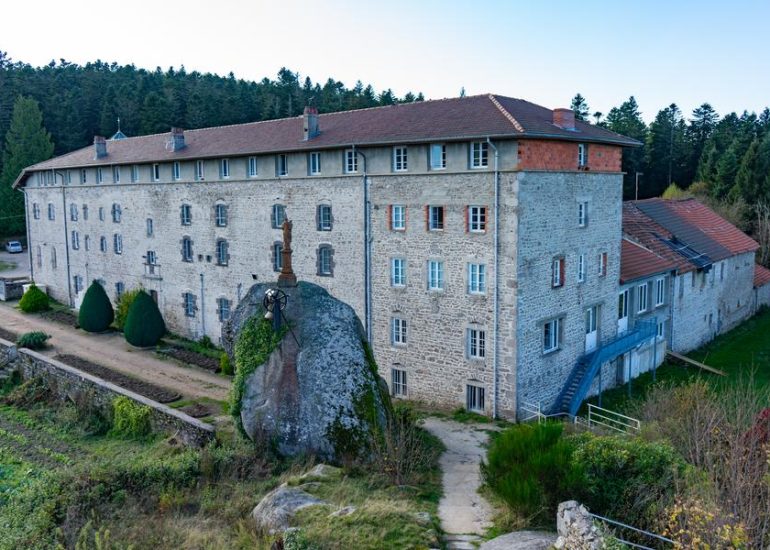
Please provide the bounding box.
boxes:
[393,146,408,171]
[115,282,125,299]
[71,230,80,250]
[32,203,40,219]
[273,243,283,272]
[317,204,332,231]
[309,152,321,175]
[543,318,562,353]
[82,204,88,220]
[655,277,665,306]
[216,239,229,266]
[172,161,181,181]
[578,143,588,167]
[195,160,205,181]
[391,205,406,231]
[391,368,407,397]
[466,385,485,413]
[73,275,83,294]
[467,328,486,359]
[113,166,120,184]
[578,254,586,283]
[99,236,107,253]
[248,156,258,177]
[271,204,286,229]
[70,203,78,221]
[182,237,193,262]
[98,207,104,221]
[47,203,55,220]
[428,205,444,231]
[146,250,157,266]
[131,165,139,183]
[391,258,406,287]
[430,143,446,170]
[66,170,72,185]
[221,158,230,179]
[111,203,122,223]
[637,284,648,313]
[36,246,41,268]
[468,263,486,294]
[146,218,154,237]
[215,204,228,227]
[80,169,87,184]
[183,292,196,317]
[276,154,288,176]
[470,141,489,168]
[51,247,57,269]
[552,257,565,288]
[152,163,160,181]
[180,204,192,225]
[113,234,123,255]
[598,252,608,277]
[217,297,231,322]
[345,149,358,173]
[618,290,629,320]
[84,235,90,251]
[392,318,407,345]
[318,245,333,276]
[428,260,444,290]
[469,206,486,232]
[578,201,588,227]
[97,168,104,184]
[657,321,665,339]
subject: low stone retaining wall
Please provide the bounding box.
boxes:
[0,337,215,447]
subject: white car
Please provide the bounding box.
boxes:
[4,241,22,253]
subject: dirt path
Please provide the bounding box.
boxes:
[421,417,496,547]
[0,302,230,402]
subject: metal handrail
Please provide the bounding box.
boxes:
[587,404,641,434]
[588,511,674,549]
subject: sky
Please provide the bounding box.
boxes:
[2,0,769,123]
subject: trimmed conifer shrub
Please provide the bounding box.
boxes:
[123,290,166,347]
[18,284,49,312]
[78,281,114,332]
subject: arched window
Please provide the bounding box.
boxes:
[317,245,334,276]
[216,239,229,266]
[181,236,193,262]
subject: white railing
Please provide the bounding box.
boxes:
[520,401,545,423]
[586,404,641,434]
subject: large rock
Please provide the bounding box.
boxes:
[252,482,328,534]
[479,531,558,550]
[223,282,391,461]
[554,500,604,550]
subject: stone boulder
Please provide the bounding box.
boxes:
[554,500,605,550]
[479,531,558,550]
[252,483,328,534]
[223,282,391,462]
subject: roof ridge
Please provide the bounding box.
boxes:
[488,94,525,132]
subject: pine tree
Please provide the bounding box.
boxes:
[735,139,760,203]
[713,138,741,199]
[0,96,54,237]
[78,281,115,333]
[605,97,648,198]
[570,94,590,121]
[645,104,687,197]
[124,290,166,347]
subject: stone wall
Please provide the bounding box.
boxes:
[755,283,770,311]
[0,338,214,447]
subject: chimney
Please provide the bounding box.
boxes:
[93,136,107,159]
[303,106,319,140]
[553,108,576,130]
[171,127,186,151]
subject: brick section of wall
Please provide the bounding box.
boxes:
[517,140,622,172]
[0,339,214,447]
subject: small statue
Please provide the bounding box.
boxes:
[278,219,297,287]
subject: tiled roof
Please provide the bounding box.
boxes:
[620,238,676,283]
[622,202,696,274]
[20,94,640,178]
[755,264,770,288]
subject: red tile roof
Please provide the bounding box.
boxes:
[16,94,640,186]
[755,264,770,288]
[620,238,677,283]
[622,202,696,274]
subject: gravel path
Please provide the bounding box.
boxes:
[0,302,230,402]
[421,417,496,543]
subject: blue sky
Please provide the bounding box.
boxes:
[2,0,768,122]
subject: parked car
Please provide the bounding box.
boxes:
[4,241,22,253]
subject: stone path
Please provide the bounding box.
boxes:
[421,417,496,550]
[0,301,230,402]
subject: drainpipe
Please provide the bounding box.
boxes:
[19,187,34,282]
[487,137,500,419]
[200,273,206,339]
[56,171,74,307]
[354,145,372,343]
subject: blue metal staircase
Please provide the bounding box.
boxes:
[552,319,657,417]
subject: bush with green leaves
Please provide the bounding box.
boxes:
[114,287,141,331]
[220,352,233,375]
[111,396,152,438]
[15,331,50,350]
[78,281,114,332]
[123,290,166,347]
[18,284,49,313]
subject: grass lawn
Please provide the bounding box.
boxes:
[0,261,15,272]
[585,307,770,414]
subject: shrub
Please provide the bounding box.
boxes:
[482,422,582,521]
[78,281,114,333]
[199,335,214,349]
[220,352,233,375]
[18,284,49,312]
[123,290,166,347]
[663,496,748,549]
[15,331,50,350]
[111,396,152,438]
[113,287,141,331]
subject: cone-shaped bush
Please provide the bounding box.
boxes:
[78,281,114,332]
[124,290,166,347]
[18,284,49,312]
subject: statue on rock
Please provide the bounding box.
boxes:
[278,219,297,288]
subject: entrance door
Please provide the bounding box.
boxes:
[617,290,629,334]
[585,305,599,352]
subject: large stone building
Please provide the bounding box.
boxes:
[13,94,768,419]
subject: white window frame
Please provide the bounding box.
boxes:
[345,149,358,173]
[391,368,407,397]
[578,253,586,283]
[637,284,648,313]
[272,204,286,229]
[217,297,231,322]
[277,154,288,176]
[393,146,408,172]
[113,233,123,255]
[466,384,485,413]
[428,260,444,291]
[598,252,608,277]
[318,204,332,231]
[273,243,283,272]
[131,165,139,183]
[655,277,665,306]
[543,317,561,354]
[216,240,228,266]
[146,218,154,237]
[184,292,196,317]
[195,160,205,181]
[152,163,160,182]
[392,205,406,231]
[467,328,486,359]
[578,143,588,167]
[71,230,79,250]
[181,204,192,226]
[182,237,193,262]
[97,167,104,184]
[113,166,120,184]
[221,158,230,179]
[248,156,258,177]
[318,246,333,276]
[146,250,157,266]
[468,263,486,294]
[470,141,489,169]
[391,258,406,287]
[112,203,122,223]
[215,204,228,227]
[309,152,321,175]
[392,317,407,345]
[430,143,446,170]
[578,201,588,227]
[552,257,564,288]
[469,206,486,232]
[428,205,444,231]
[172,161,181,181]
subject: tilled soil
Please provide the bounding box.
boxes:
[179,403,212,418]
[40,310,78,327]
[0,413,82,468]
[55,354,182,403]
[0,327,17,343]
[161,347,220,372]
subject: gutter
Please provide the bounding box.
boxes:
[19,187,34,282]
[56,171,74,307]
[354,145,373,343]
[487,137,500,419]
[200,273,206,338]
